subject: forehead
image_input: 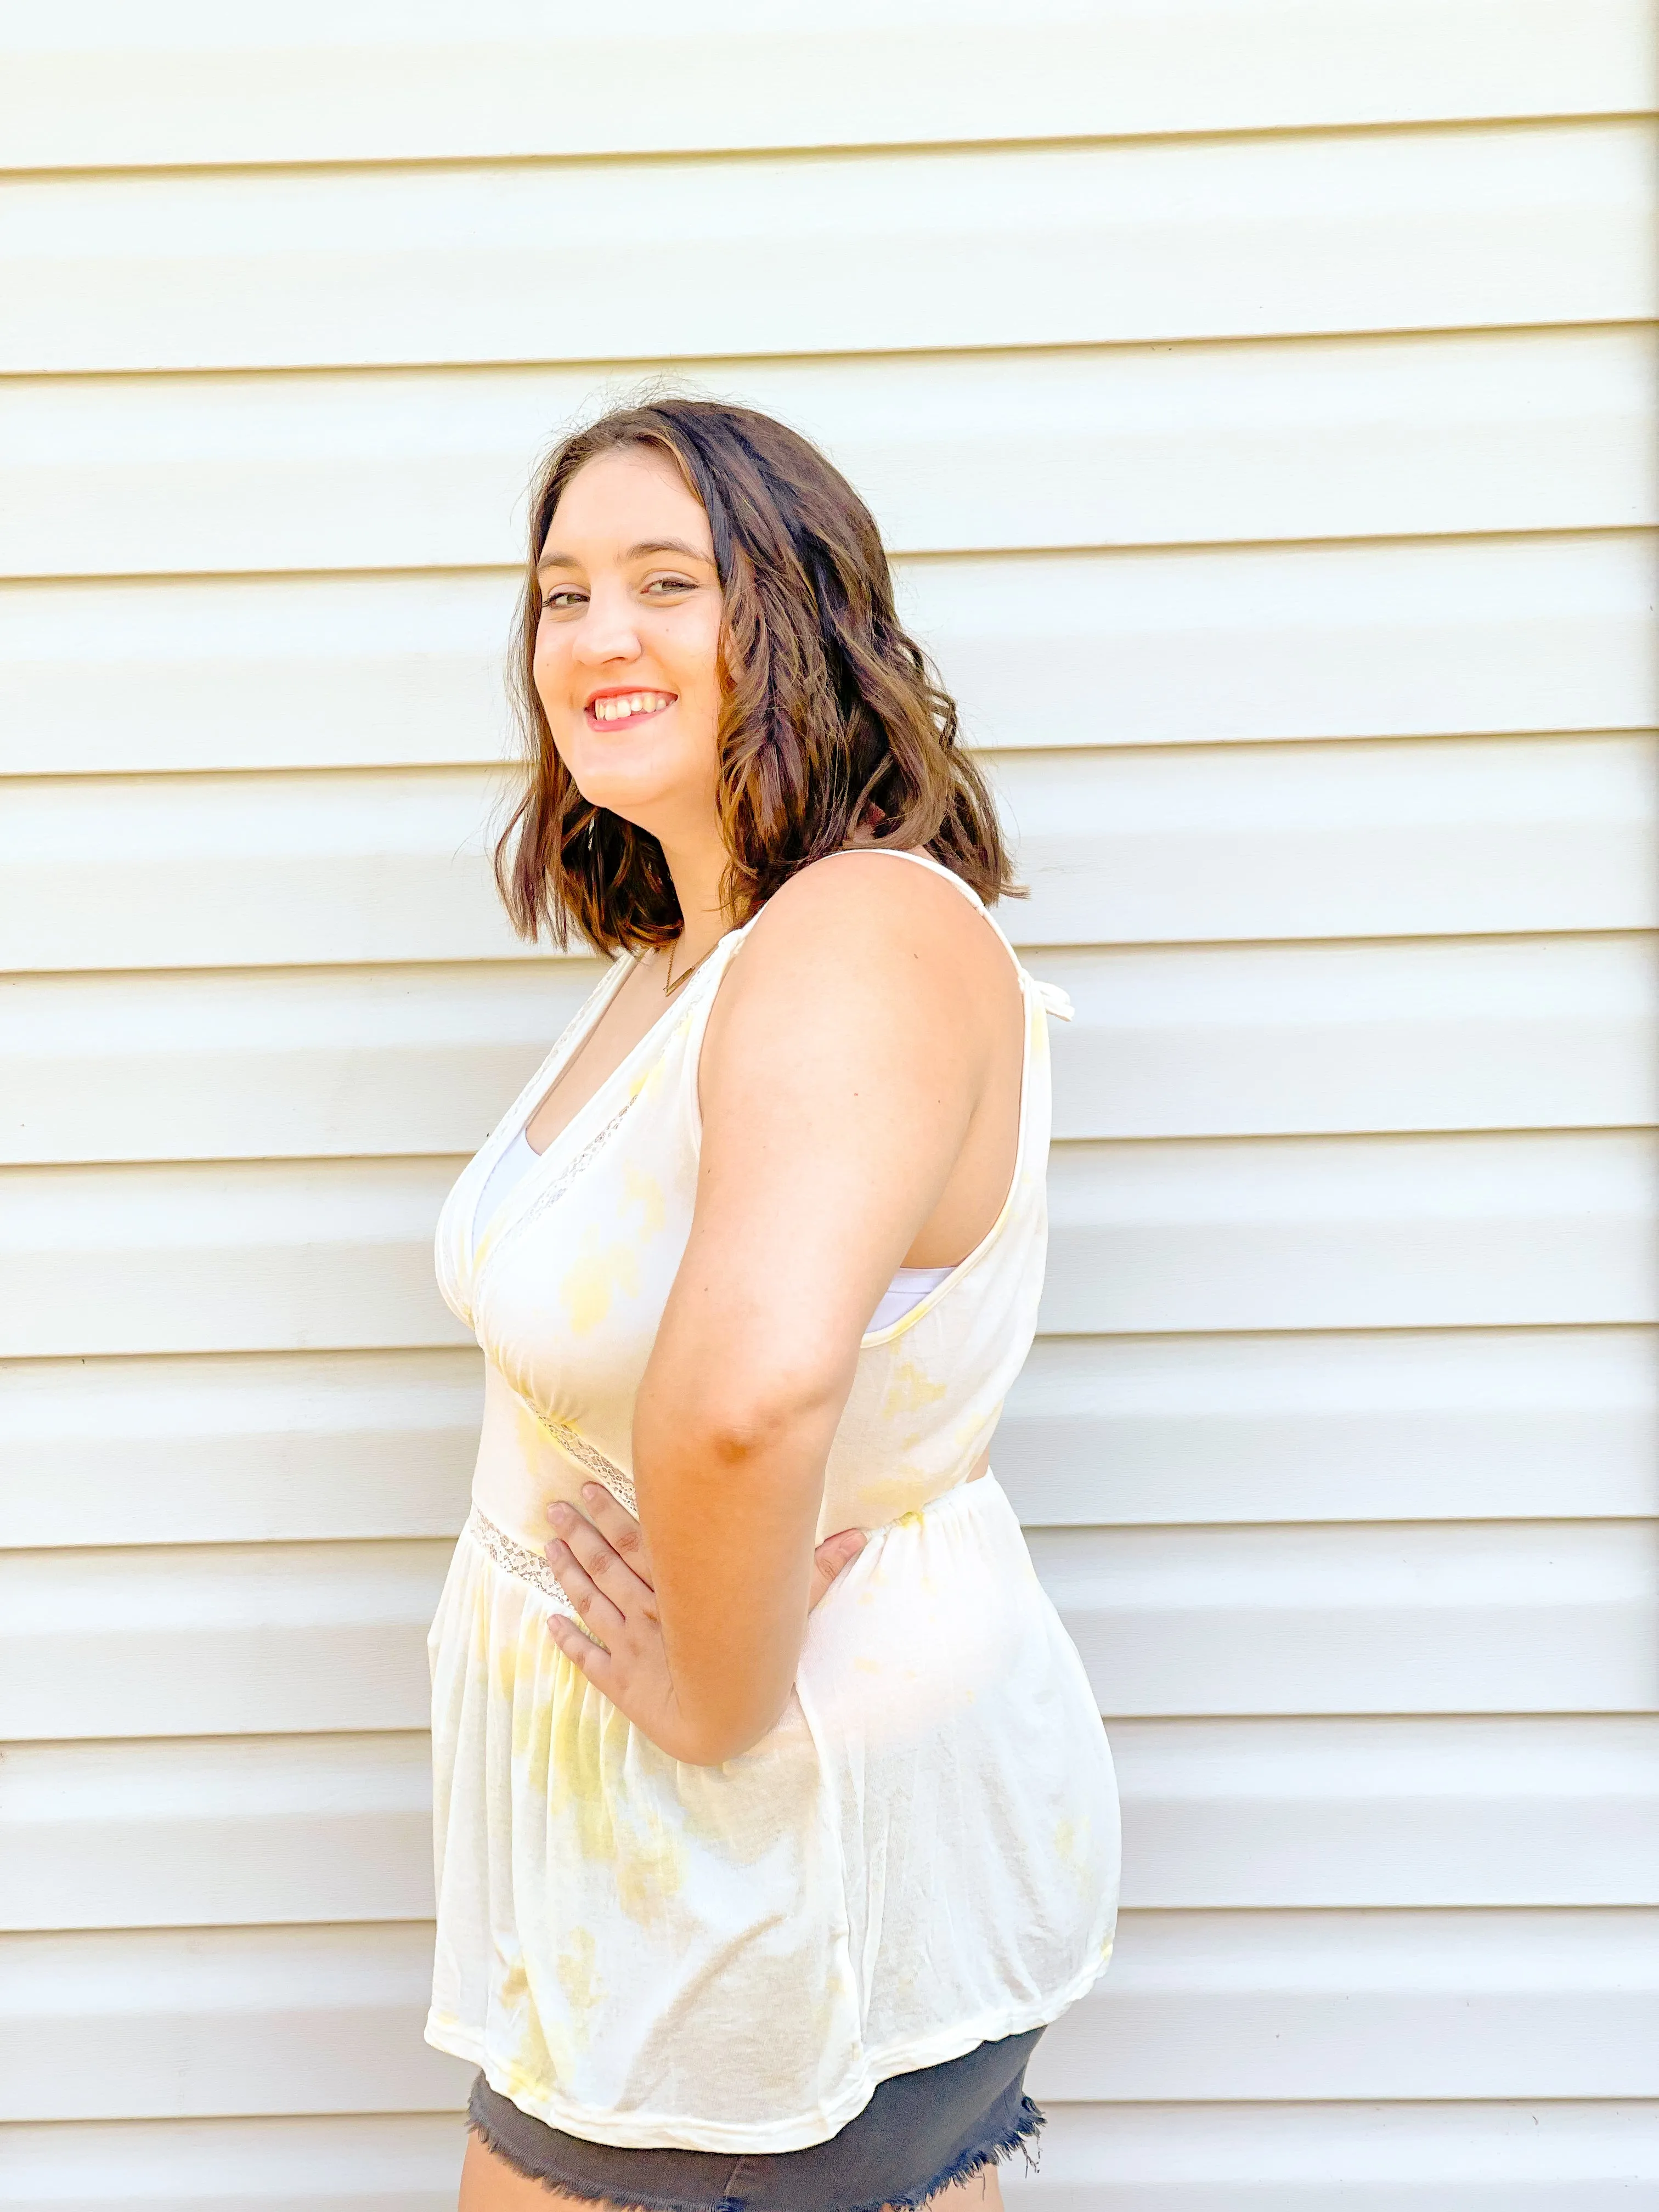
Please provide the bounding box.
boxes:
[543,446,712,554]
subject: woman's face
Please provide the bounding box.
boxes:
[532,446,725,848]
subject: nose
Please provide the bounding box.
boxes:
[572,581,643,667]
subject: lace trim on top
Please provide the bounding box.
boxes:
[466,1503,595,1629]
[542,1420,639,1514]
[473,1094,637,1281]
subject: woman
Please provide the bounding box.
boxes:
[426,399,1119,2212]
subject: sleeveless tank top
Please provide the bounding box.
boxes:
[424,847,1120,2153]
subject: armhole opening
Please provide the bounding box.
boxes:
[684,850,1037,1344]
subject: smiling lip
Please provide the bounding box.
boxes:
[584,687,677,729]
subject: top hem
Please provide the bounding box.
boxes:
[423,1940,1111,2157]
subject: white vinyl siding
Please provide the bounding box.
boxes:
[1,3,1655,2203]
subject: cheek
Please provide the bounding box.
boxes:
[531,622,565,705]
[673,610,727,714]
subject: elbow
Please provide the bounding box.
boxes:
[676,1719,777,1769]
[670,1674,797,1769]
[660,1363,845,1474]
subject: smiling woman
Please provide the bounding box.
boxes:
[494,404,1015,966]
[426,399,1119,2212]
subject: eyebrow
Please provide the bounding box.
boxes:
[535,537,712,577]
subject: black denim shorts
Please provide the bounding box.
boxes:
[466,2028,1046,2212]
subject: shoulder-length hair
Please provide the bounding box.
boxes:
[494,397,1019,955]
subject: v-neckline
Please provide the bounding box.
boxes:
[464,924,744,1274]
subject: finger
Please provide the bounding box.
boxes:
[543,1502,627,1590]
[549,1500,659,1620]
[809,1526,867,1612]
[544,1538,628,1644]
[546,1610,618,1686]
[574,1482,655,1588]
[546,1498,650,1595]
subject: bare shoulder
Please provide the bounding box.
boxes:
[731,850,1011,1004]
[696,850,1020,1126]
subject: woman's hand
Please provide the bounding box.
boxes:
[543,1483,866,1761]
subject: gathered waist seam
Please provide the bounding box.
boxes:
[465,1503,581,1620]
[464,1471,1003,1623]
[870,1466,1003,1537]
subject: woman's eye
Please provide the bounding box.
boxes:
[541,590,585,612]
[642,575,693,596]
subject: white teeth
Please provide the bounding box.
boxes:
[595,692,670,720]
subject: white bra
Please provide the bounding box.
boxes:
[475,1123,952,1333]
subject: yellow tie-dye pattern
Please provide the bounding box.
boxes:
[494,1944,560,2098]
[559,1220,641,1334]
[621,1163,666,1237]
[424,851,1120,2152]
[504,1650,692,1929]
[880,1359,949,1424]
[558,1159,666,1334]
[557,1928,603,2028]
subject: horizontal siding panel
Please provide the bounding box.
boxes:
[0,2109,464,2211]
[0,1350,479,1548]
[2,1541,448,1740]
[5,738,1654,975]
[0,1922,471,2122]
[8,330,1656,582]
[1040,933,1659,1140]
[2,1734,435,1933]
[5,1,1654,170]
[1041,1131,1659,1337]
[0,767,554,977]
[5,534,1655,778]
[9,933,1655,1168]
[1037,1911,1659,2102]
[5,123,1655,376]
[1003,2098,1659,2205]
[0,1158,469,1359]
[3,1131,1655,1360]
[1109,1716,1659,1909]
[918,534,1659,755]
[5,1520,1654,1739]
[5,1910,1655,2120]
[0,567,517,778]
[9,1716,1654,1934]
[1001,735,1659,950]
[1039,1520,1659,1717]
[2,962,601,1168]
[1001,1328,1659,1526]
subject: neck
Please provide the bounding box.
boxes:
[658,820,732,969]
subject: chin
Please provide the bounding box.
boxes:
[566,744,718,840]
[573,770,697,842]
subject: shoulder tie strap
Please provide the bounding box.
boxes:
[1030,976,1074,1022]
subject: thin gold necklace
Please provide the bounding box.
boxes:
[661,935,718,997]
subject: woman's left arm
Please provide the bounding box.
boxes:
[543,856,999,1763]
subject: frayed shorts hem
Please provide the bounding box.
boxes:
[465,2029,1046,2212]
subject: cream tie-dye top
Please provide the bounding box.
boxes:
[425,847,1120,2153]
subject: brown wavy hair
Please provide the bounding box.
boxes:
[494,397,1019,954]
